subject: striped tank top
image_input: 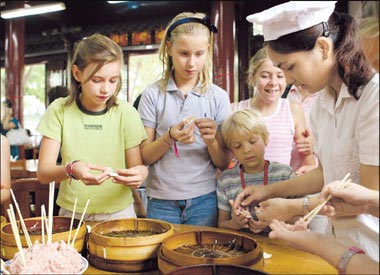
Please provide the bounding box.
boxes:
[232,98,295,166]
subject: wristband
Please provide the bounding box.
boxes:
[303,196,310,215]
[168,126,179,158]
[65,160,80,180]
[168,126,176,140]
[337,246,365,275]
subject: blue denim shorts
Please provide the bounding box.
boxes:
[147,191,217,227]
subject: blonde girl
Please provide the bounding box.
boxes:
[232,48,316,174]
[138,12,232,226]
[37,33,148,221]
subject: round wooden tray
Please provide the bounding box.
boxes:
[158,230,264,274]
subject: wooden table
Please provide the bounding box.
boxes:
[84,223,337,275]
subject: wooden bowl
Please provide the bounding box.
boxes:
[158,230,264,274]
[168,264,269,275]
[0,216,87,260]
[88,218,174,272]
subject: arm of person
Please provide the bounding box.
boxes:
[125,146,147,218]
[289,100,315,167]
[233,162,324,208]
[269,220,379,275]
[255,196,323,224]
[140,126,173,165]
[206,132,233,170]
[38,136,112,185]
[1,135,11,204]
[37,136,67,184]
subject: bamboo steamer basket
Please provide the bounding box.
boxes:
[168,264,268,275]
[158,230,264,275]
[0,216,7,228]
[0,216,87,260]
[87,218,175,272]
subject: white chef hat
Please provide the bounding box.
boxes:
[247,1,337,41]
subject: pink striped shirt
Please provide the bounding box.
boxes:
[232,98,295,166]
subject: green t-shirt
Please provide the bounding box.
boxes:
[37,97,147,214]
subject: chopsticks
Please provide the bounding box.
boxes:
[303,173,351,225]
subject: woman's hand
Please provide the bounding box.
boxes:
[232,185,270,210]
[255,198,298,224]
[268,219,326,255]
[320,181,378,217]
[195,118,218,146]
[112,165,148,188]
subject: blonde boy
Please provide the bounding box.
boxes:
[217,109,295,233]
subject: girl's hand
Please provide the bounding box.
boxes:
[112,165,148,188]
[72,161,112,185]
[170,120,195,144]
[295,129,314,155]
[195,118,218,146]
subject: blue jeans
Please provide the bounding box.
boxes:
[147,191,217,227]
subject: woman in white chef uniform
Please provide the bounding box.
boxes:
[234,1,379,261]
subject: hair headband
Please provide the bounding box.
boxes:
[167,16,218,38]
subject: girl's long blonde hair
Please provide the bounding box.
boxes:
[66,33,124,111]
[158,12,215,94]
[246,48,268,97]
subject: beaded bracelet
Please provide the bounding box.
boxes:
[65,160,80,180]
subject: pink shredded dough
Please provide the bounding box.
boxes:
[8,240,84,274]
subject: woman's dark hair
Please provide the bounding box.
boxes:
[266,12,374,99]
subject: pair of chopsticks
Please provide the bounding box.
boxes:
[303,173,351,225]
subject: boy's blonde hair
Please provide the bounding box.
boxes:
[158,12,214,94]
[221,109,269,149]
[67,33,124,111]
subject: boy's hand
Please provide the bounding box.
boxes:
[229,199,250,229]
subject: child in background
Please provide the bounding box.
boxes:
[37,33,148,221]
[217,109,295,234]
[138,12,232,226]
[231,48,315,174]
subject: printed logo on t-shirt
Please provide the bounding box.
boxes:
[84,124,102,130]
